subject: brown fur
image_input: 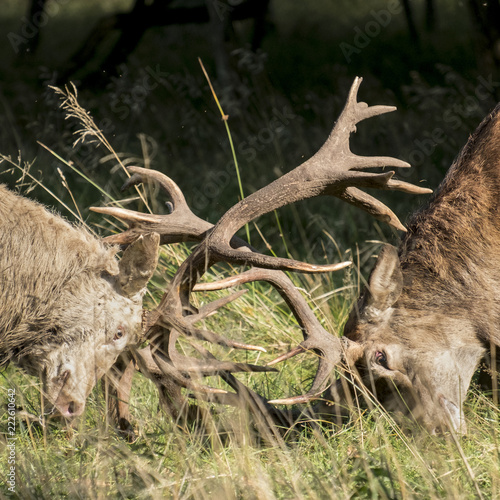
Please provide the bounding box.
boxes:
[0,186,159,417]
[336,104,500,434]
[0,185,118,363]
[399,103,500,346]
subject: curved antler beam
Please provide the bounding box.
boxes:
[91,166,213,245]
[195,267,363,402]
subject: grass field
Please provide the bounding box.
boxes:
[0,255,499,498]
[0,225,499,498]
[1,365,499,499]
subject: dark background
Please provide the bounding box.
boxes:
[0,0,499,266]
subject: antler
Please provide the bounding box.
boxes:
[94,77,431,413]
[91,167,214,245]
[195,268,363,402]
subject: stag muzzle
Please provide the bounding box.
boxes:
[43,364,90,419]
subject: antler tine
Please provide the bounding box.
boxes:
[189,289,249,322]
[191,267,365,405]
[123,166,187,209]
[159,317,268,353]
[338,76,396,130]
[210,248,352,274]
[339,187,407,232]
[193,276,247,292]
[90,167,213,245]
[350,156,410,170]
[176,356,277,377]
[386,178,433,194]
[174,340,275,376]
[169,351,276,377]
[133,344,229,395]
[337,183,429,231]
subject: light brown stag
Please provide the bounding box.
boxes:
[0,186,160,417]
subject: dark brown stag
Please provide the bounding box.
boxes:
[93,77,457,435]
[331,102,500,434]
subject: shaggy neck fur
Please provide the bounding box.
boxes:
[0,186,118,365]
[398,103,500,344]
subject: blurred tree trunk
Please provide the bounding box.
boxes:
[54,0,271,86]
[18,0,47,57]
[425,0,436,32]
[467,0,500,92]
[401,0,420,44]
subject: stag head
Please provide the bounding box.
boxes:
[330,245,485,434]
[324,105,500,434]
[16,233,160,418]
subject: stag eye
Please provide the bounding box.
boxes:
[375,350,389,369]
[113,327,125,341]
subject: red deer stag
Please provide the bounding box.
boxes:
[325,100,500,434]
[0,186,160,418]
[98,77,484,436]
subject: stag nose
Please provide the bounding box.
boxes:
[56,400,85,418]
[67,401,85,417]
[52,366,86,418]
[439,395,467,434]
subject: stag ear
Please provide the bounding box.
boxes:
[366,244,403,311]
[118,233,160,297]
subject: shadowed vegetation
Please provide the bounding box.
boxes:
[1,0,499,498]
